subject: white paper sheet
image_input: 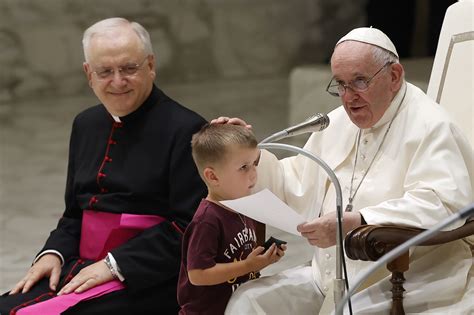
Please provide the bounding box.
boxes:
[220,189,306,236]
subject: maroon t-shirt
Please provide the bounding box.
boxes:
[178,199,259,314]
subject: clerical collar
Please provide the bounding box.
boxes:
[371,81,407,129]
[107,84,159,123]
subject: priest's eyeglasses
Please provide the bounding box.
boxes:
[326,61,394,97]
[92,56,149,80]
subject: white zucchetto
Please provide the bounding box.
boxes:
[336,27,399,58]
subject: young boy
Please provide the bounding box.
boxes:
[177,124,286,314]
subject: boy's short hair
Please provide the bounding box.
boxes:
[191,124,258,173]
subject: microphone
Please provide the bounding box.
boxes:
[286,113,330,136]
[260,113,330,143]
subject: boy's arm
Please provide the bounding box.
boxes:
[188,244,285,286]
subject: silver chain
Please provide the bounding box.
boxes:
[346,85,407,212]
[237,212,248,229]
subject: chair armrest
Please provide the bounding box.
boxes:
[344,220,474,262]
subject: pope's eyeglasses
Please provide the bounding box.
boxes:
[326,61,394,97]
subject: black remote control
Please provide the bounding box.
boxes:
[263,236,287,252]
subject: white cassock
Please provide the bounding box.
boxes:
[225,82,474,315]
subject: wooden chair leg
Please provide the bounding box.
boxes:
[387,251,409,315]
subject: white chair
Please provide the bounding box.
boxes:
[427,0,474,147]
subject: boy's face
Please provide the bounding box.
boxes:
[210,146,259,200]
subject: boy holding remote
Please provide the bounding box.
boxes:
[177,124,286,314]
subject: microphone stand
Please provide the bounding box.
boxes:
[257,141,345,315]
[335,203,474,314]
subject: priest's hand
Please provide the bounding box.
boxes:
[57,260,114,295]
[297,212,362,248]
[10,253,62,294]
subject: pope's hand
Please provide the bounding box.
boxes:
[57,260,115,295]
[297,212,362,248]
[210,116,252,129]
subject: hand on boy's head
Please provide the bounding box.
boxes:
[210,116,252,129]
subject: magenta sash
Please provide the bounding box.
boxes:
[79,210,166,260]
[17,210,166,315]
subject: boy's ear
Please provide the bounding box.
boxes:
[203,167,219,186]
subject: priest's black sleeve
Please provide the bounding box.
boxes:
[38,118,82,261]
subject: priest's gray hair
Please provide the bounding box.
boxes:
[82,17,154,62]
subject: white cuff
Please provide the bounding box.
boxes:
[34,250,64,266]
[107,253,125,282]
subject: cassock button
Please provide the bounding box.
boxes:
[325,270,331,275]
[90,197,98,204]
[323,286,328,292]
[325,253,331,260]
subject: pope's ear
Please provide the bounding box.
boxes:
[390,63,404,91]
[203,167,219,186]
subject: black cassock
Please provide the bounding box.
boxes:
[0,85,207,315]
